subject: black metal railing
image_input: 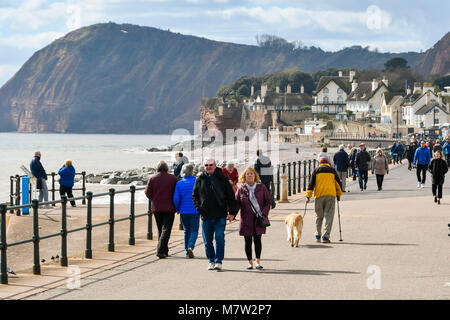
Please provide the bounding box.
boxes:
[326,133,404,140]
[9,172,87,215]
[0,186,152,285]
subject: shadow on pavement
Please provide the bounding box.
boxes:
[335,242,417,246]
[301,245,334,249]
[224,268,360,276]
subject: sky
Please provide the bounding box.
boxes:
[0,0,449,87]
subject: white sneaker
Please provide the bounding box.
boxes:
[417,182,421,188]
[421,183,425,188]
[207,262,215,270]
[214,263,222,270]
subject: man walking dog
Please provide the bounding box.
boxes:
[306,157,343,243]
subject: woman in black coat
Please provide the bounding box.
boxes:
[428,151,448,205]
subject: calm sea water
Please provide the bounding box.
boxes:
[0,133,192,203]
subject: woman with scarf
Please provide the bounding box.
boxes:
[231,167,271,270]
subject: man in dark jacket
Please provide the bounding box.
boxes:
[192,159,237,271]
[333,145,350,192]
[355,143,371,191]
[145,161,179,259]
[30,151,51,208]
[406,141,417,171]
[254,150,275,208]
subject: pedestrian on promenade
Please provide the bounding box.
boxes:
[254,150,275,208]
[349,148,358,180]
[30,151,51,208]
[173,152,189,179]
[317,146,334,167]
[372,148,389,191]
[306,157,343,243]
[347,144,352,154]
[433,140,442,153]
[192,159,237,270]
[443,138,450,166]
[355,143,371,191]
[406,141,417,171]
[398,142,404,164]
[232,168,271,270]
[428,150,448,205]
[390,141,400,164]
[426,142,433,159]
[145,161,178,259]
[413,141,431,188]
[333,144,350,192]
[222,161,239,193]
[173,164,199,259]
[58,160,76,207]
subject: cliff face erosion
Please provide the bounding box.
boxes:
[0,23,447,134]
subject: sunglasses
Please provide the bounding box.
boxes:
[204,164,215,167]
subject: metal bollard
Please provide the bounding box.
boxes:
[298,161,301,192]
[129,186,136,246]
[1,204,8,284]
[276,165,281,201]
[51,172,56,206]
[303,161,307,191]
[32,199,41,275]
[147,199,153,240]
[60,196,68,267]
[9,177,14,213]
[308,160,312,180]
[108,188,115,252]
[85,192,93,259]
[287,163,292,196]
[293,162,296,195]
[16,175,21,216]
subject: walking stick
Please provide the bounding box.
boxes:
[337,199,343,241]
[302,200,307,219]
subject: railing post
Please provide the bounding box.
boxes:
[85,192,93,259]
[293,162,296,195]
[303,160,307,191]
[313,159,317,168]
[9,177,14,213]
[298,161,301,192]
[1,204,8,284]
[287,163,292,196]
[276,165,280,201]
[308,160,312,181]
[60,195,68,267]
[129,186,136,246]
[147,199,153,240]
[16,175,21,216]
[51,172,56,207]
[32,199,40,275]
[108,188,115,252]
[82,171,86,205]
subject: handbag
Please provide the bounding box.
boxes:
[246,188,270,228]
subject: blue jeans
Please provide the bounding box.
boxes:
[358,170,368,189]
[201,218,226,264]
[180,213,200,255]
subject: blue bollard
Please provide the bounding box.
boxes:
[22,176,30,215]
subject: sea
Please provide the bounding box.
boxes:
[0,133,192,204]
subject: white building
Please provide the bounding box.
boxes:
[346,77,390,119]
[312,70,354,115]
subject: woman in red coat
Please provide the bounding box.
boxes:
[230,167,271,270]
[222,161,239,193]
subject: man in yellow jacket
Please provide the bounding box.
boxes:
[306,157,343,243]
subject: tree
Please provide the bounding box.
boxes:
[255,34,294,51]
[216,86,233,98]
[433,75,450,90]
[384,58,409,72]
[237,84,250,97]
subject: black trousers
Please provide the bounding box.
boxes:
[59,185,76,206]
[432,184,443,199]
[244,235,262,260]
[154,212,175,256]
[416,164,428,183]
[376,174,384,190]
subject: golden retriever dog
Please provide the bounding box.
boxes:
[285,213,303,247]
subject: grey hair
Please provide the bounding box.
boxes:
[182,164,194,177]
[204,158,216,165]
[156,161,169,172]
[339,144,345,150]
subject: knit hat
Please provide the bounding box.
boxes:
[319,157,329,164]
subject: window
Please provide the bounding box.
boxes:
[323,96,329,104]
[323,88,329,94]
[434,119,439,125]
[323,106,329,113]
[337,96,343,104]
[337,88,343,94]
[338,106,343,113]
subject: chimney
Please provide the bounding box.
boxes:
[382,76,389,87]
[407,87,412,95]
[438,93,442,105]
[287,84,291,94]
[426,91,430,105]
[352,80,358,92]
[413,82,421,94]
[338,70,343,77]
[349,70,356,82]
[372,79,378,92]
[423,82,433,93]
[261,83,268,98]
[300,84,304,94]
[251,85,254,96]
[276,86,280,94]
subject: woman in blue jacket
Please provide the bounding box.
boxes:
[58,160,76,207]
[173,164,199,258]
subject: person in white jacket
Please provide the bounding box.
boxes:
[317,146,334,167]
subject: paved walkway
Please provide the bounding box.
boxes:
[1,162,449,300]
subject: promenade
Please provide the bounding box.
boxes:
[1,162,449,300]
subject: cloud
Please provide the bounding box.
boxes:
[0,63,20,85]
[0,31,64,49]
